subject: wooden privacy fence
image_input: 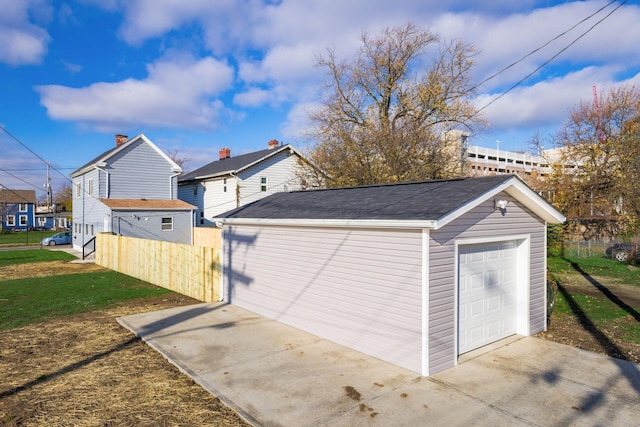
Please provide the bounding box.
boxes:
[96,229,223,302]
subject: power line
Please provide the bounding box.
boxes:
[471,0,621,92]
[476,0,627,114]
[0,167,44,191]
[0,125,74,185]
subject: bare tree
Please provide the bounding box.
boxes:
[545,84,640,237]
[305,23,485,187]
[166,149,192,175]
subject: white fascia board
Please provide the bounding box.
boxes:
[233,145,296,175]
[134,133,183,173]
[194,170,234,180]
[434,176,565,229]
[215,217,437,229]
[504,181,566,223]
[71,133,182,177]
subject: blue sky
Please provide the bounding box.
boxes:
[1,0,639,197]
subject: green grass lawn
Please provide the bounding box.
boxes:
[548,246,640,345]
[0,249,172,330]
[548,246,640,287]
[0,249,76,267]
[0,271,172,330]
[0,230,58,246]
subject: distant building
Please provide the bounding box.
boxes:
[0,189,36,231]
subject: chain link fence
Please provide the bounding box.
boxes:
[562,240,639,262]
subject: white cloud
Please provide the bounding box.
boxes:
[0,0,51,65]
[35,53,235,132]
[475,65,629,130]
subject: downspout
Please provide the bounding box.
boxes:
[169,172,180,199]
[230,172,240,208]
[94,164,110,198]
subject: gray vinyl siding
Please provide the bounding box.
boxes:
[72,170,110,250]
[111,210,192,244]
[224,225,425,373]
[107,140,176,199]
[428,192,546,374]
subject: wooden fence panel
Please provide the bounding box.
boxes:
[193,226,223,248]
[96,231,222,302]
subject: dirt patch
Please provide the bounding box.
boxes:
[0,260,107,280]
[0,262,250,426]
[537,271,640,364]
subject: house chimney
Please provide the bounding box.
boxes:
[115,134,128,147]
[219,147,231,160]
[268,139,279,149]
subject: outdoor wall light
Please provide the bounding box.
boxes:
[494,199,508,210]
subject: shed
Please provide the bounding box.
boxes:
[217,175,565,376]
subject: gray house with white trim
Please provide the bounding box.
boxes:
[71,134,195,250]
[216,175,565,376]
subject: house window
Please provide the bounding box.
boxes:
[85,224,89,235]
[19,215,28,226]
[223,178,227,193]
[199,211,204,225]
[38,217,46,227]
[260,177,267,192]
[19,203,27,212]
[90,224,94,235]
[87,179,94,196]
[161,217,173,231]
[58,218,66,228]
[75,182,81,198]
[7,215,15,226]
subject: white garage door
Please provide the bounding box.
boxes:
[458,241,518,354]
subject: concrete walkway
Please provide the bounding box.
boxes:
[118,302,640,427]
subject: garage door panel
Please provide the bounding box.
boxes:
[458,241,519,354]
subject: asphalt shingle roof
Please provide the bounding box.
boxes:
[217,175,516,221]
[0,189,37,204]
[179,145,291,181]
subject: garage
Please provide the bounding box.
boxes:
[217,175,565,376]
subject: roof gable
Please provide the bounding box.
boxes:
[179,144,301,182]
[0,189,36,204]
[71,134,181,177]
[217,175,565,228]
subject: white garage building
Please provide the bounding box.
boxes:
[217,175,565,376]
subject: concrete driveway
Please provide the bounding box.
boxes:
[118,302,640,427]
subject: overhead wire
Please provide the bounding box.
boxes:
[470,0,622,93]
[475,0,628,114]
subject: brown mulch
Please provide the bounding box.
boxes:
[0,261,250,427]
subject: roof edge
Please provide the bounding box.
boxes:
[215,218,437,229]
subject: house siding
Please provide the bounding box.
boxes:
[179,149,302,221]
[110,210,192,244]
[427,192,546,374]
[107,140,176,200]
[237,150,301,206]
[224,225,425,373]
[72,169,111,250]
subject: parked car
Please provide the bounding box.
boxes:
[605,243,639,262]
[41,231,72,246]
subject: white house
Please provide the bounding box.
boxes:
[178,140,310,225]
